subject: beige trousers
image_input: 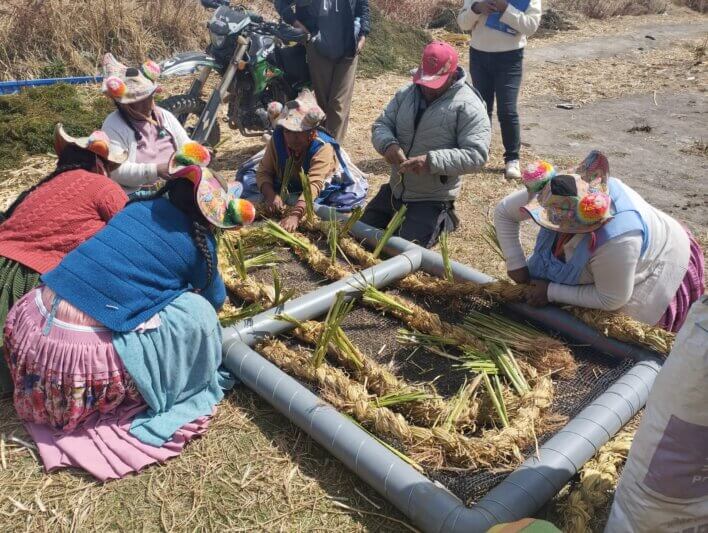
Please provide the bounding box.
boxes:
[306,43,358,142]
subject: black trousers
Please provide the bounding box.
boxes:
[470,47,524,163]
[360,185,459,249]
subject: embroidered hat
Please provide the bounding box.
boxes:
[276,89,325,132]
[412,41,458,90]
[168,142,256,229]
[101,53,160,104]
[522,151,613,234]
[54,123,128,165]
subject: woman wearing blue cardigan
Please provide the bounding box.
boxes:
[3,143,255,480]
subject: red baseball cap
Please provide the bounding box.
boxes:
[412,41,459,89]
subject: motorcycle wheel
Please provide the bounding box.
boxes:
[158,94,221,147]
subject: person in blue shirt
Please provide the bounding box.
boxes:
[3,142,256,480]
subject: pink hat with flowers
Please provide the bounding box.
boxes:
[522,151,613,234]
[168,142,256,229]
[101,53,160,105]
[54,123,127,165]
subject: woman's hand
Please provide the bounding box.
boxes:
[357,35,366,54]
[525,279,550,307]
[264,195,285,217]
[280,214,300,232]
[507,266,530,284]
[472,0,498,14]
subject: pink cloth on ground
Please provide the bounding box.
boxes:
[658,230,705,332]
[133,108,177,166]
[25,401,212,481]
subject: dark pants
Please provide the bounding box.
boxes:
[361,185,459,249]
[470,47,523,163]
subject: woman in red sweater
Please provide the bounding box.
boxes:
[0,124,128,393]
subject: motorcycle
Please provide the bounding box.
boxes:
[158,0,310,147]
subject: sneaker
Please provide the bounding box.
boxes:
[505,160,521,180]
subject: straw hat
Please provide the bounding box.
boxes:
[168,142,255,229]
[522,151,613,234]
[101,53,160,105]
[276,89,325,132]
[54,123,128,165]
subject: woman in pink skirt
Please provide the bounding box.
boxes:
[4,143,255,480]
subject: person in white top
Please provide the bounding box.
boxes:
[99,53,190,198]
[458,0,542,179]
[493,151,704,332]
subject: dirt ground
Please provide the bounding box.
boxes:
[1,8,707,533]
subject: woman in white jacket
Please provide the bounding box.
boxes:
[458,0,541,179]
[100,54,190,198]
[494,152,704,332]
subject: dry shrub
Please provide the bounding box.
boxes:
[674,0,708,11]
[372,0,441,27]
[558,0,667,18]
[0,0,215,80]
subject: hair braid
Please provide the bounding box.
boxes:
[191,221,215,291]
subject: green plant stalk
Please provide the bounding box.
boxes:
[263,220,310,252]
[396,329,463,361]
[327,210,338,266]
[299,169,315,224]
[372,205,407,258]
[439,231,454,283]
[345,414,424,472]
[340,206,364,237]
[363,285,413,316]
[219,302,264,326]
[272,268,295,306]
[372,390,432,408]
[312,292,354,367]
[280,158,297,198]
[493,375,509,423]
[333,327,364,369]
[243,250,280,272]
[483,372,509,428]
[482,220,505,261]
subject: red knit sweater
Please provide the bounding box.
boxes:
[0,169,127,274]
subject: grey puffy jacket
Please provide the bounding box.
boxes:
[371,69,491,202]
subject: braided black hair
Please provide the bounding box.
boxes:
[1,144,101,223]
[129,179,215,291]
[115,103,143,142]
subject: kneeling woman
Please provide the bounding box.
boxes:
[237,90,367,231]
[0,125,128,393]
[494,151,704,332]
[3,143,255,479]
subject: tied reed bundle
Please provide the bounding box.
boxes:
[258,339,557,469]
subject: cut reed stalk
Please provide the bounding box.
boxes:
[481,220,505,261]
[340,206,364,237]
[299,170,315,224]
[439,231,454,282]
[312,292,354,367]
[218,302,265,327]
[373,205,407,258]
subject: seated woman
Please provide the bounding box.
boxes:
[494,151,704,332]
[0,124,128,394]
[101,53,190,199]
[237,91,367,231]
[3,142,255,480]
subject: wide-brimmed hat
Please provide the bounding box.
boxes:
[54,123,128,165]
[276,90,325,132]
[522,151,613,234]
[412,41,458,90]
[101,53,160,105]
[168,142,255,229]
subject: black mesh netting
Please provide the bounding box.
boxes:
[234,247,637,507]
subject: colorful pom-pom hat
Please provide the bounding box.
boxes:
[276,89,326,132]
[54,123,128,165]
[168,142,256,229]
[522,151,613,234]
[101,53,160,105]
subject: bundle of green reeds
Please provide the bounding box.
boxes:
[299,170,315,224]
[312,292,355,367]
[463,310,577,377]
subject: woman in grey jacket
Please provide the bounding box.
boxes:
[362,42,491,248]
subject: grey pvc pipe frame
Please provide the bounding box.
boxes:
[221,205,663,532]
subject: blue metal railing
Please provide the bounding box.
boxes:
[0,76,103,95]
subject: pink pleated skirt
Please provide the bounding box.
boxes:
[3,288,211,481]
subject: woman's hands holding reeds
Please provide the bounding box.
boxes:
[525,279,550,307]
[280,214,299,232]
[261,182,286,216]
